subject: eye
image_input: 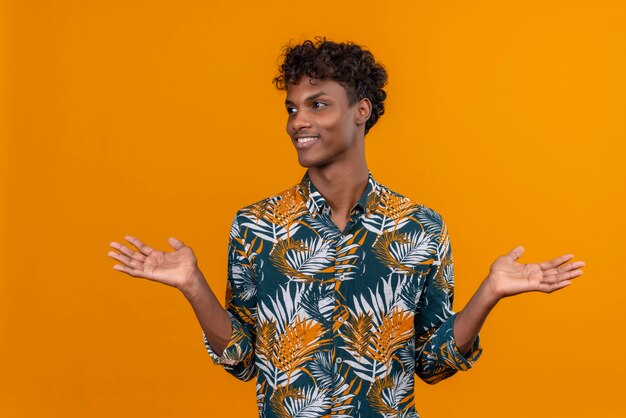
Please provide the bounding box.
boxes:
[286,106,297,115]
[312,102,327,109]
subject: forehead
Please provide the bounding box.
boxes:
[285,76,349,103]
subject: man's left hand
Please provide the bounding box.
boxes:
[486,246,585,300]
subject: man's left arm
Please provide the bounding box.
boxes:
[453,246,585,355]
[414,219,482,385]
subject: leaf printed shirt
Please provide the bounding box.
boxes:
[204,172,482,417]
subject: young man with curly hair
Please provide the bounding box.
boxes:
[108,38,584,417]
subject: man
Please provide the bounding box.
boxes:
[107,39,584,417]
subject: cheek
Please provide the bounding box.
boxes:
[321,112,349,132]
[334,114,356,137]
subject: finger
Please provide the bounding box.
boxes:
[538,254,574,270]
[557,269,583,281]
[538,280,572,294]
[107,250,143,269]
[124,235,156,256]
[542,262,585,281]
[541,268,583,284]
[109,241,147,262]
[555,260,585,274]
[168,237,185,251]
[109,241,133,257]
[112,263,144,278]
[506,245,525,261]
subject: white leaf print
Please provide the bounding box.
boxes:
[285,237,334,277]
[230,264,256,301]
[259,282,303,334]
[413,207,442,235]
[283,385,331,417]
[241,217,300,243]
[388,230,437,270]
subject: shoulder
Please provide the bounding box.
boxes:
[373,181,446,236]
[231,181,305,226]
[240,181,302,210]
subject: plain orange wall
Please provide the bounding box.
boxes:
[2,1,625,417]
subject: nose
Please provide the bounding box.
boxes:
[290,109,312,132]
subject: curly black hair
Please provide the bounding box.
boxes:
[273,37,388,135]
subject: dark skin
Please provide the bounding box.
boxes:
[285,77,372,231]
[107,76,585,357]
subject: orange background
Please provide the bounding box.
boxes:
[1,1,625,417]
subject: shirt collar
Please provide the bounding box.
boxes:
[297,171,380,218]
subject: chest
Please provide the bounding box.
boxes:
[249,212,435,315]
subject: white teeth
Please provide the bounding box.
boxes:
[297,137,317,144]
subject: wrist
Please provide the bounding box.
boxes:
[480,276,503,307]
[179,268,207,299]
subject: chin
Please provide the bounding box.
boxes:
[297,157,331,168]
[297,154,318,168]
[296,149,337,168]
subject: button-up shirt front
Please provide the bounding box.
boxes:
[205,172,481,417]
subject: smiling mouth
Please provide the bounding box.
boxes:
[294,136,320,149]
[296,136,318,144]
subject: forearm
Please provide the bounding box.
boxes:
[180,269,232,356]
[453,276,500,355]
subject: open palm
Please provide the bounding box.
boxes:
[107,235,199,290]
[488,245,585,298]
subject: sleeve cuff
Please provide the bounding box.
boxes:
[439,313,483,371]
[203,311,246,367]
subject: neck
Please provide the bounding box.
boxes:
[308,159,369,215]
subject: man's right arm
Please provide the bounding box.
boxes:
[192,215,259,381]
[108,215,258,381]
[180,269,232,357]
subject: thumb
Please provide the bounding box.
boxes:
[168,237,185,251]
[507,245,525,261]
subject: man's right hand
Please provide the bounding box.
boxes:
[107,235,200,292]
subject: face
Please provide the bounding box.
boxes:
[285,77,371,168]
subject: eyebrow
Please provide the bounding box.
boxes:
[285,91,327,105]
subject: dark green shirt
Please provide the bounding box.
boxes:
[205,171,481,417]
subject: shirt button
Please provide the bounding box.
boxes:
[336,357,342,364]
[338,317,344,323]
[339,274,345,281]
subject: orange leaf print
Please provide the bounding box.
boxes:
[366,307,414,367]
[273,316,330,378]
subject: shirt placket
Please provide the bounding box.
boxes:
[329,205,363,403]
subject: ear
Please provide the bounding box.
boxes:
[354,98,372,126]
